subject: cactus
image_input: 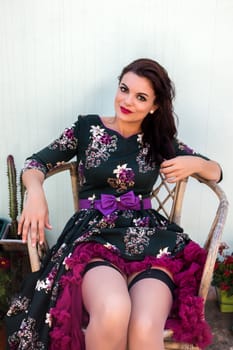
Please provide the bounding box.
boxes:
[7,155,18,238]
[19,172,26,213]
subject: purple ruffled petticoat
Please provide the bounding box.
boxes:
[49,241,212,350]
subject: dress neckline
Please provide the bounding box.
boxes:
[97,115,142,140]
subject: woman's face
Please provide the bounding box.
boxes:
[114,72,157,124]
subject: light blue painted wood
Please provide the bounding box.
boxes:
[0,0,232,246]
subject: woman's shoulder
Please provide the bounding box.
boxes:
[77,114,100,124]
[74,114,102,132]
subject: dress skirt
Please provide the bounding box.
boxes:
[5,208,212,350]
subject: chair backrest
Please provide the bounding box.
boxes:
[31,161,228,303]
[151,174,188,225]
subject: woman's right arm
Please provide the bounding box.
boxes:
[18,169,52,247]
[18,119,81,246]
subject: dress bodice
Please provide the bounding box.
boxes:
[24,114,210,200]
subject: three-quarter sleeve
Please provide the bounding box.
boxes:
[173,138,210,160]
[22,119,79,175]
[173,138,223,182]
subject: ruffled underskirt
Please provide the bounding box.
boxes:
[49,241,212,350]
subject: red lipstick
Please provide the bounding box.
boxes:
[120,106,132,114]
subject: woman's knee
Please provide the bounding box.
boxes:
[128,314,166,350]
[129,314,163,338]
[90,294,131,332]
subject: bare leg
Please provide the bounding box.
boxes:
[82,266,131,350]
[128,278,173,350]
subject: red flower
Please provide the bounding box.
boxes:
[224,270,231,277]
[218,242,229,256]
[0,256,10,270]
[212,243,233,297]
[225,256,233,264]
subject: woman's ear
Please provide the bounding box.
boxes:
[150,105,158,114]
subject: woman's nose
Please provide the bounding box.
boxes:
[124,94,133,106]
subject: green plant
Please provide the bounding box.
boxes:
[0,251,12,319]
[6,155,21,238]
[212,242,233,297]
[0,249,26,321]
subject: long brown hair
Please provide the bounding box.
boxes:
[119,58,177,164]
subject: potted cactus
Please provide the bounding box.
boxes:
[6,155,18,238]
[0,155,25,241]
[0,156,30,321]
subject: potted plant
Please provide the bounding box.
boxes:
[1,155,25,240]
[6,154,19,238]
[212,242,233,312]
[0,251,12,320]
[0,218,11,240]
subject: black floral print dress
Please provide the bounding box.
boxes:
[5,115,213,349]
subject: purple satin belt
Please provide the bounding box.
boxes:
[79,191,152,216]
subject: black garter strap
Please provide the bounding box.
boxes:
[128,268,176,298]
[83,260,123,275]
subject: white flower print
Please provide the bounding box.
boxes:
[156,247,171,258]
[36,279,52,293]
[45,312,52,328]
[90,125,105,138]
[85,124,118,168]
[113,164,130,177]
[108,163,135,192]
[137,134,143,144]
[48,125,77,151]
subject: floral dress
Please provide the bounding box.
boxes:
[6,114,213,349]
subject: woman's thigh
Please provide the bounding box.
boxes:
[81,265,130,316]
[129,277,173,327]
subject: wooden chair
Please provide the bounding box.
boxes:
[25,161,229,350]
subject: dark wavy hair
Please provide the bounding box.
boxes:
[118,58,177,165]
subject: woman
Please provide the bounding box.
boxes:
[6,58,221,350]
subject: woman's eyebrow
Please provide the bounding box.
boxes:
[120,83,149,97]
[137,92,149,97]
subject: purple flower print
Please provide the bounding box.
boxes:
[85,125,118,168]
[107,164,135,192]
[100,134,113,145]
[133,217,150,227]
[118,168,135,183]
[177,140,195,154]
[48,125,78,151]
[64,128,74,140]
[114,164,135,185]
[23,159,47,175]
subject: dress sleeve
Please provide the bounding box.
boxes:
[173,138,210,160]
[173,138,223,182]
[22,119,79,175]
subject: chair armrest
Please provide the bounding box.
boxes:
[27,235,49,272]
[26,161,78,272]
[191,175,229,302]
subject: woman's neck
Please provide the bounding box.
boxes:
[101,116,141,138]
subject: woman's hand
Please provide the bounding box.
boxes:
[160,156,221,183]
[18,169,52,247]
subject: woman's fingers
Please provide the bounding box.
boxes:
[30,221,39,247]
[18,212,51,246]
[17,214,25,237]
[160,157,190,182]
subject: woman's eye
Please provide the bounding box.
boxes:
[120,86,128,93]
[137,95,147,102]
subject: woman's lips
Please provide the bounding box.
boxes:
[120,106,133,114]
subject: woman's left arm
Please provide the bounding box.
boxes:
[160,156,222,183]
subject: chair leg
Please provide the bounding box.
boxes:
[164,341,200,349]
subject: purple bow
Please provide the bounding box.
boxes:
[95,191,141,216]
